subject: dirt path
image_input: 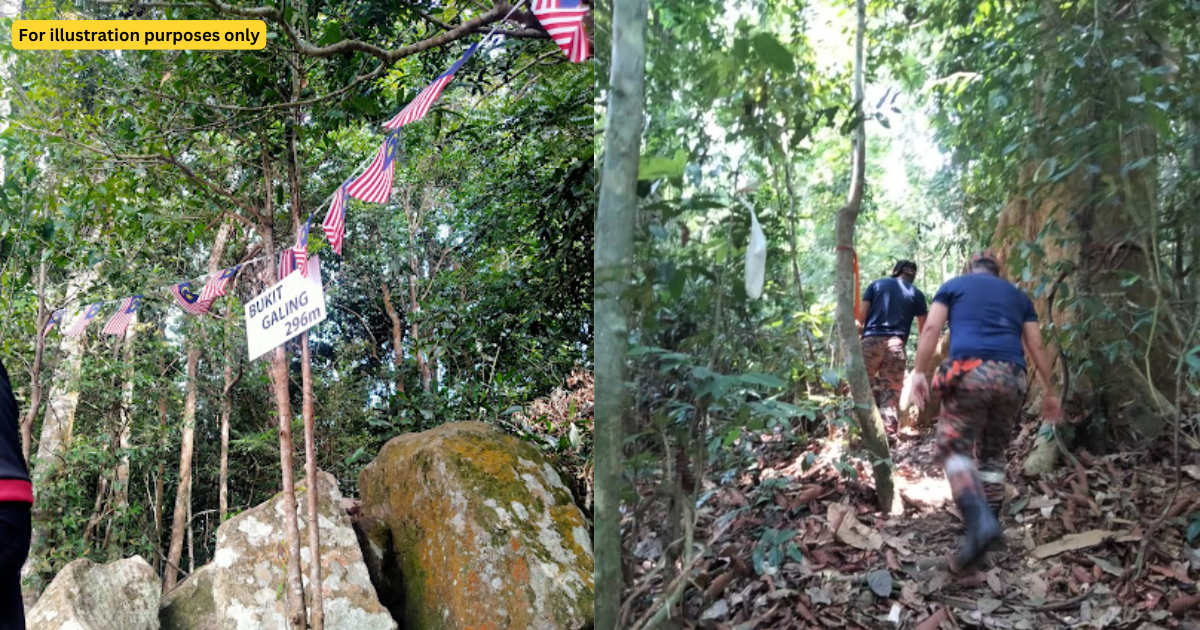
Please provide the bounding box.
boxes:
[624,426,1200,629]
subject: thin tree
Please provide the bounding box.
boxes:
[263,149,310,629]
[381,283,406,396]
[595,0,648,625]
[165,220,232,590]
[832,0,895,511]
[287,64,325,625]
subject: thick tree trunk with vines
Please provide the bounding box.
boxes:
[995,6,1177,475]
[833,0,895,512]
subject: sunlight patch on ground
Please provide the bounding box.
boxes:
[895,470,952,508]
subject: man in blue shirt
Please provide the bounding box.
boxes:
[859,259,928,437]
[909,252,1061,572]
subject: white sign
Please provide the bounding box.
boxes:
[245,256,327,361]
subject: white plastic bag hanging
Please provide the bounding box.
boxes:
[742,200,766,299]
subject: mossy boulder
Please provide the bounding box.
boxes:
[358,421,594,630]
[160,470,396,630]
[27,555,160,630]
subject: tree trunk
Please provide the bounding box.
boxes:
[154,391,167,576]
[990,5,1173,474]
[265,146,309,630]
[595,0,647,624]
[164,345,200,591]
[113,314,137,513]
[833,0,895,512]
[300,331,324,629]
[165,220,231,591]
[288,88,324,627]
[406,273,432,392]
[219,337,232,520]
[23,268,97,604]
[22,259,49,466]
[381,282,406,396]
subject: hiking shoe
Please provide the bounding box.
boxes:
[952,493,1002,573]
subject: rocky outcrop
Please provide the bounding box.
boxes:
[27,555,160,630]
[358,421,594,630]
[161,470,395,630]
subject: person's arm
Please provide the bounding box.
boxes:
[858,300,871,333]
[916,315,927,336]
[1022,316,1063,422]
[912,303,948,374]
[1021,322,1056,394]
[908,303,947,410]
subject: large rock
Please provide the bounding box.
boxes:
[27,555,160,630]
[358,421,594,630]
[161,471,396,630]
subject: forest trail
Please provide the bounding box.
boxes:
[624,421,1199,629]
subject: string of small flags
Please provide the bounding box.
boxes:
[38,1,591,341]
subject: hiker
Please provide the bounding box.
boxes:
[858,259,928,436]
[0,357,31,629]
[908,251,1061,572]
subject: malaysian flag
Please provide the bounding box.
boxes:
[293,218,312,277]
[346,134,400,203]
[322,183,350,256]
[200,265,241,302]
[279,249,297,280]
[171,281,213,315]
[383,42,481,130]
[102,295,142,336]
[40,309,64,339]
[64,303,103,337]
[531,0,590,63]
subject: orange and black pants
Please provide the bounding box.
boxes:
[862,335,906,434]
[933,359,1026,505]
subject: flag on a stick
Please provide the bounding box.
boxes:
[383,42,482,130]
[531,0,591,63]
[171,282,213,315]
[279,249,297,280]
[322,183,350,256]
[64,303,103,337]
[102,295,142,336]
[346,135,400,203]
[200,265,241,303]
[41,309,64,339]
[294,218,312,277]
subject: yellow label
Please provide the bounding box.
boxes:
[12,20,267,50]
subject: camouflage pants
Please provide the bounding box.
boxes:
[934,359,1026,504]
[862,336,906,434]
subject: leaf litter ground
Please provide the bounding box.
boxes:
[622,422,1200,629]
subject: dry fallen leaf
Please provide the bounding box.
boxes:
[914,608,948,630]
[1181,464,1200,481]
[1088,554,1123,577]
[827,503,883,551]
[986,568,1003,595]
[1030,529,1114,559]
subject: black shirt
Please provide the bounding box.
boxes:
[861,277,928,343]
